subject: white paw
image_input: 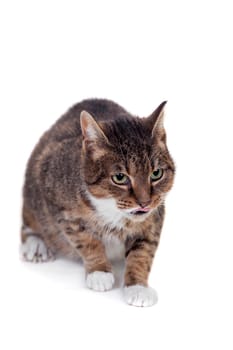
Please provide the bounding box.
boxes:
[21,236,54,263]
[86,271,115,292]
[123,285,158,307]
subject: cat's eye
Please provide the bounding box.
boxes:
[112,173,129,185]
[151,168,163,181]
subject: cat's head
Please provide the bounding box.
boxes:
[80,102,175,222]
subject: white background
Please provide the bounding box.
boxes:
[0,0,232,349]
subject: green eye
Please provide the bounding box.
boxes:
[112,173,129,185]
[151,168,163,181]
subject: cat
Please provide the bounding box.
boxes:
[20,98,175,307]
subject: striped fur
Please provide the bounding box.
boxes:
[21,98,175,305]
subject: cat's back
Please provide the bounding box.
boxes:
[51,98,130,140]
[64,98,129,123]
[25,99,131,186]
[27,99,130,165]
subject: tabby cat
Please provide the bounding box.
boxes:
[21,99,175,307]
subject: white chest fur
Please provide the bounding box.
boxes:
[102,235,125,261]
[87,194,126,261]
[88,195,127,231]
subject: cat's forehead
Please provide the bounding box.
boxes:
[102,117,162,172]
[108,151,157,175]
[103,117,151,145]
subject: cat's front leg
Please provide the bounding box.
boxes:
[124,236,160,307]
[63,227,114,292]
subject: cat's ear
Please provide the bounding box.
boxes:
[147,101,167,137]
[80,111,109,158]
[80,111,108,142]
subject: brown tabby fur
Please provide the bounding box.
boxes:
[21,99,175,288]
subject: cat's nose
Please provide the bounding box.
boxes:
[138,199,151,208]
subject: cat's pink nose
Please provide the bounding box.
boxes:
[138,199,151,208]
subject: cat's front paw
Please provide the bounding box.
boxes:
[123,285,158,307]
[86,271,115,292]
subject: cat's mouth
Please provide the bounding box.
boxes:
[130,207,151,215]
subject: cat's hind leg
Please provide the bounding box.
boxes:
[20,226,54,263]
[21,204,55,263]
